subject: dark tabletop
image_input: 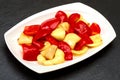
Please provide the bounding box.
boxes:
[0,0,120,80]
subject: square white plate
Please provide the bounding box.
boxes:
[4,2,116,73]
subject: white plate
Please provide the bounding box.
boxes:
[4,2,116,73]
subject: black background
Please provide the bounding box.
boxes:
[0,0,120,80]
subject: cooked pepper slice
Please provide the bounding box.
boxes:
[33,18,60,41]
[68,13,80,33]
[33,26,51,41]
[75,21,92,36]
[23,25,40,36]
[21,44,40,61]
[58,41,73,60]
[32,40,44,49]
[74,39,86,50]
[45,35,59,46]
[68,13,80,25]
[90,23,101,35]
[55,10,68,22]
[41,18,60,30]
[81,34,93,44]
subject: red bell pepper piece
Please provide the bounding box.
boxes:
[68,13,80,33]
[41,18,60,30]
[68,26,74,33]
[90,23,101,35]
[21,44,40,61]
[80,34,93,44]
[68,13,80,25]
[74,21,92,36]
[45,35,58,46]
[33,26,52,41]
[33,18,60,41]
[32,40,44,49]
[74,21,93,44]
[55,10,68,22]
[58,41,73,60]
[64,53,73,61]
[74,39,86,50]
[23,25,40,36]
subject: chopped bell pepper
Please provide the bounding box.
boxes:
[58,41,73,60]
[21,44,40,61]
[32,40,44,49]
[55,10,68,22]
[33,18,60,41]
[90,23,101,35]
[45,35,59,46]
[23,25,40,36]
[68,13,80,25]
[81,34,93,44]
[74,39,86,50]
[75,21,92,36]
[33,26,51,41]
[40,18,60,30]
[68,13,80,33]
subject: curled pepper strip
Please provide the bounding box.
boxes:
[87,34,102,47]
[37,49,65,66]
[72,46,88,56]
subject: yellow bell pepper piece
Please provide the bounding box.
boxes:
[72,46,88,55]
[87,34,102,47]
[64,33,81,49]
[18,33,33,44]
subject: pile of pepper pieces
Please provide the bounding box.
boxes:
[18,10,102,63]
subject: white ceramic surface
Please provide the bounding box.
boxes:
[4,2,116,73]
